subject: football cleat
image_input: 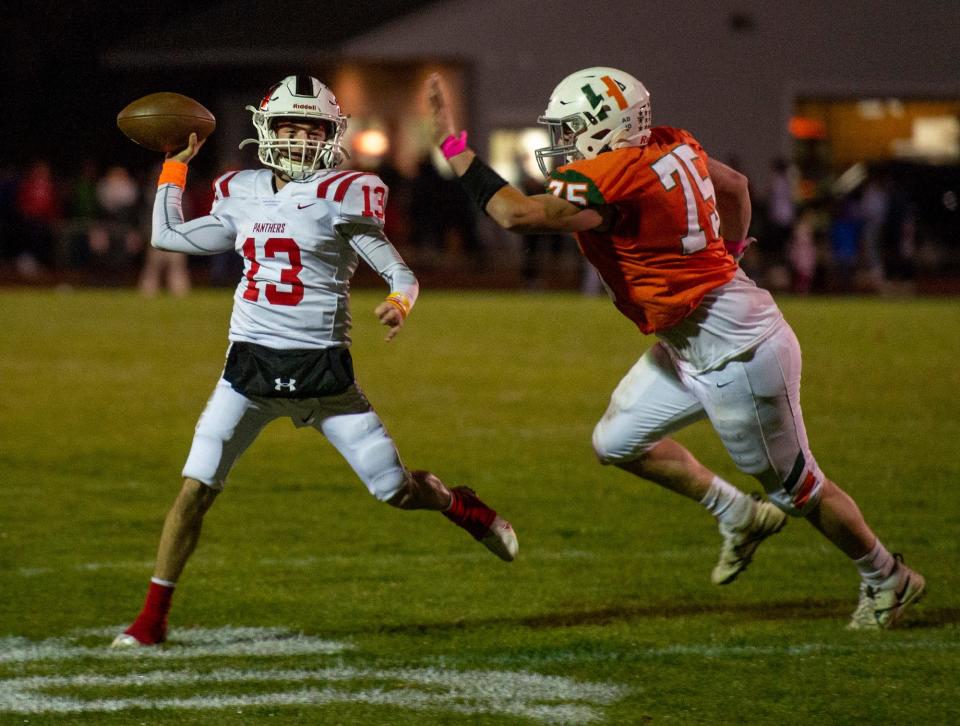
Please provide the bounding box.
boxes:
[110,619,167,648]
[110,633,148,649]
[481,515,519,562]
[847,582,876,630]
[443,486,518,562]
[848,554,925,630]
[711,494,787,585]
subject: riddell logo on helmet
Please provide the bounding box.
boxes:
[293,104,317,110]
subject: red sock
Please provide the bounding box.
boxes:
[443,488,496,540]
[125,580,174,644]
[445,489,467,519]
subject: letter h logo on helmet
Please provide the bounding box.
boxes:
[274,377,297,392]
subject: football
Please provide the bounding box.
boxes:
[117,92,216,153]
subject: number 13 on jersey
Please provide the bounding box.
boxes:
[242,236,304,306]
[651,143,721,254]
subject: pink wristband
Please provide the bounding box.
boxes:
[440,131,468,159]
[724,238,750,258]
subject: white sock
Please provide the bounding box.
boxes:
[150,577,177,588]
[853,539,896,587]
[700,476,752,528]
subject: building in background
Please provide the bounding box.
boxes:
[3,0,957,289]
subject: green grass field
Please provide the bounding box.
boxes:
[1,288,958,724]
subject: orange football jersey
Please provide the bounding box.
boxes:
[548,127,737,334]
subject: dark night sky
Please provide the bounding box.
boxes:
[1,2,192,162]
[0,1,436,171]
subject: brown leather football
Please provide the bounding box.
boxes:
[117,92,216,153]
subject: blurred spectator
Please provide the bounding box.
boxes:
[97,166,140,231]
[15,160,60,277]
[787,207,818,294]
[409,155,445,265]
[93,165,143,280]
[859,170,891,290]
[63,158,102,268]
[139,246,191,297]
[409,155,482,268]
[828,195,862,291]
[2,149,956,295]
[764,157,795,286]
[882,177,917,283]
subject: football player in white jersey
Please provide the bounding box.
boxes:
[426,70,924,629]
[112,75,518,648]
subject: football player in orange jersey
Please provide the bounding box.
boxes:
[428,68,924,629]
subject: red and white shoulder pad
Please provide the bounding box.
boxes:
[211,169,256,203]
[315,170,389,229]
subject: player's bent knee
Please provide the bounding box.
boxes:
[182,433,230,490]
[767,486,820,517]
[591,419,656,466]
[754,453,824,517]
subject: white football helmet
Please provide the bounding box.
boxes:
[535,67,651,176]
[240,75,348,179]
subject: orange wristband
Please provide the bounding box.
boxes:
[384,292,412,319]
[157,160,188,189]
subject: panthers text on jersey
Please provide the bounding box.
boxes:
[152,166,418,350]
[548,127,738,335]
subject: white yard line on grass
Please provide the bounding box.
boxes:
[0,626,348,664]
[0,627,626,723]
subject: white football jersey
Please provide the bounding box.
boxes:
[153,167,416,350]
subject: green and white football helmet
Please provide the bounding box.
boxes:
[535,67,652,175]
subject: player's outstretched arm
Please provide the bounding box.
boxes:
[427,74,602,235]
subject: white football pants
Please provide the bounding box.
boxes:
[592,323,823,515]
[181,379,407,501]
